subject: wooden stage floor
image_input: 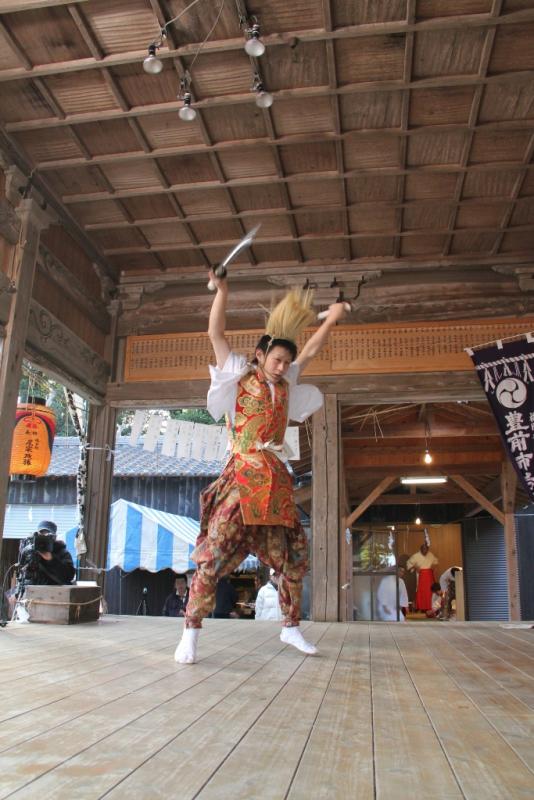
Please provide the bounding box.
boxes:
[0,617,533,799]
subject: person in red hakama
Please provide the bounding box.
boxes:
[406,542,438,612]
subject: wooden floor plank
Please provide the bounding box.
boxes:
[1,619,534,800]
[0,622,306,799]
[285,624,374,800]
[418,626,534,773]
[371,625,463,800]
[192,624,347,800]
[0,620,246,753]
[391,624,534,799]
[441,628,534,709]
[103,625,331,800]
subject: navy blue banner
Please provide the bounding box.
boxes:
[469,335,534,500]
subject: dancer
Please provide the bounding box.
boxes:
[175,269,347,663]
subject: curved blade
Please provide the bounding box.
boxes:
[220,224,261,269]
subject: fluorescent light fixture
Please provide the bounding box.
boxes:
[401,477,448,485]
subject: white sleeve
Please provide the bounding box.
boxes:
[286,363,324,423]
[206,352,247,422]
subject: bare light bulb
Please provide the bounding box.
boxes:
[245,25,265,57]
[255,90,273,108]
[143,45,163,74]
[245,36,265,57]
[415,516,422,525]
[424,449,433,464]
[178,93,196,121]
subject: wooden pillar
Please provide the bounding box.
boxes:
[0,198,52,560]
[501,460,520,621]
[83,300,120,584]
[83,402,117,580]
[312,394,340,621]
[338,452,352,622]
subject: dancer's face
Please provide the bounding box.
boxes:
[256,345,292,383]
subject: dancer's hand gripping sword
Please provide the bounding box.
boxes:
[317,289,352,320]
[207,224,261,291]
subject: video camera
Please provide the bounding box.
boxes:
[15,530,57,596]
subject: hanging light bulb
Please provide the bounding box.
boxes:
[415,516,422,526]
[255,89,273,108]
[424,449,433,464]
[143,43,163,74]
[245,23,265,57]
[178,92,197,121]
[252,72,273,109]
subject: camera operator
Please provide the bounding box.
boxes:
[17,520,76,594]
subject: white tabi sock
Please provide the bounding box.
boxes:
[174,627,199,664]
[280,625,317,655]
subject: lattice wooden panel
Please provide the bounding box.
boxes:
[124,317,534,382]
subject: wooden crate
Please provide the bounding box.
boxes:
[25,585,101,624]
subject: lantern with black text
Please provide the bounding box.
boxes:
[10,397,56,481]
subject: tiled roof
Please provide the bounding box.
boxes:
[48,437,223,478]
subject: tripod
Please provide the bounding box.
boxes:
[135,587,148,616]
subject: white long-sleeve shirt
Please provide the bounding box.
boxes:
[406,550,438,572]
[206,352,323,424]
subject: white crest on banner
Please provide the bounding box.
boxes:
[129,410,146,446]
[143,414,163,452]
[162,418,179,457]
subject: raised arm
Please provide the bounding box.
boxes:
[207,269,231,368]
[295,301,347,371]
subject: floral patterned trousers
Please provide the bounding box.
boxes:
[185,469,308,629]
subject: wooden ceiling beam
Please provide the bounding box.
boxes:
[83,195,534,231]
[323,0,350,263]
[100,222,534,256]
[0,19,32,70]
[343,422,498,438]
[395,0,415,260]
[344,448,504,469]
[449,473,505,524]
[346,476,397,528]
[59,160,534,205]
[11,72,534,136]
[443,0,502,256]
[371,492,472,505]
[67,4,104,61]
[492,131,534,256]
[2,9,534,83]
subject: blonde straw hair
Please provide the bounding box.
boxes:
[264,287,315,344]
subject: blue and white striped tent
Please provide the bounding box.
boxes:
[66,499,198,573]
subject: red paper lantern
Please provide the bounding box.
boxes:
[10,397,56,481]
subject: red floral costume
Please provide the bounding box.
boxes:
[185,365,313,629]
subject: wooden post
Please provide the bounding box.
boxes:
[338,445,352,622]
[501,460,520,621]
[83,300,120,585]
[83,402,117,581]
[0,198,52,561]
[312,394,340,621]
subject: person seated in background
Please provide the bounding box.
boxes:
[162,574,189,617]
[255,569,283,621]
[426,582,444,618]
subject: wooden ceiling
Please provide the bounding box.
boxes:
[2,0,534,327]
